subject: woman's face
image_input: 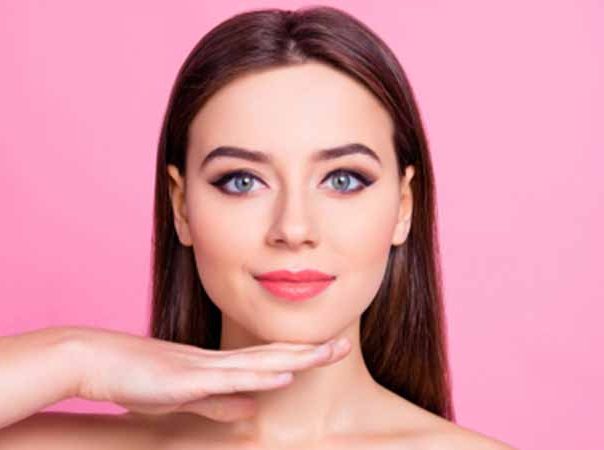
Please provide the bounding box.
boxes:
[167,61,414,346]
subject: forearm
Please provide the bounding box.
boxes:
[0,327,83,429]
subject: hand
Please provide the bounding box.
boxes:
[67,327,351,422]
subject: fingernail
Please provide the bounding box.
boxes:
[314,341,333,355]
[334,338,349,351]
[274,372,293,383]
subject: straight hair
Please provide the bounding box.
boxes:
[149,5,455,421]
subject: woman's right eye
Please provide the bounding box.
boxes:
[209,170,265,196]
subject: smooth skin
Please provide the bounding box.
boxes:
[0,326,351,448]
[161,61,515,449]
[0,61,516,449]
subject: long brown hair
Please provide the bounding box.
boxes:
[149,5,454,421]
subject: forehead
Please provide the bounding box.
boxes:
[188,61,394,164]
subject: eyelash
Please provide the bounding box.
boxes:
[209,168,375,196]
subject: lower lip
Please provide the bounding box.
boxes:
[255,279,334,301]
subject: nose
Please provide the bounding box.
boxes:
[265,186,319,250]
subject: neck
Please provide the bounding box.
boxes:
[218,317,380,447]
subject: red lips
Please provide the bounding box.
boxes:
[254,269,336,302]
[254,269,335,282]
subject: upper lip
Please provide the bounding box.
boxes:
[254,269,336,282]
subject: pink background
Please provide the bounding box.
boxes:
[1,1,602,449]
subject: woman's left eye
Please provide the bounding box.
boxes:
[210,169,375,196]
[322,169,374,193]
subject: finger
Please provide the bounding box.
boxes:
[140,335,321,357]
[197,341,324,357]
[176,394,257,422]
[235,343,320,354]
[117,401,179,416]
[200,341,345,371]
[192,368,294,396]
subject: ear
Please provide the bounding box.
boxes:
[391,165,415,247]
[166,164,193,246]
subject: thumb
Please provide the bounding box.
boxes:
[176,394,258,422]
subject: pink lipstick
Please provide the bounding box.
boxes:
[253,269,336,302]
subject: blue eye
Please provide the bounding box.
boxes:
[324,169,369,193]
[211,170,262,195]
[210,169,374,196]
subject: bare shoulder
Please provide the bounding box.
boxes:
[0,411,163,450]
[371,385,517,450]
[405,423,518,450]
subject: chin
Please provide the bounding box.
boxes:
[248,319,337,345]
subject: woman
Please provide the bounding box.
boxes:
[0,5,514,449]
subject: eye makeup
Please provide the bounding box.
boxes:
[208,167,377,197]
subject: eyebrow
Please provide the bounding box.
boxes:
[199,142,382,169]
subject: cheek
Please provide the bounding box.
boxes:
[188,198,260,266]
[323,198,397,263]
[319,191,399,314]
[185,192,258,291]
